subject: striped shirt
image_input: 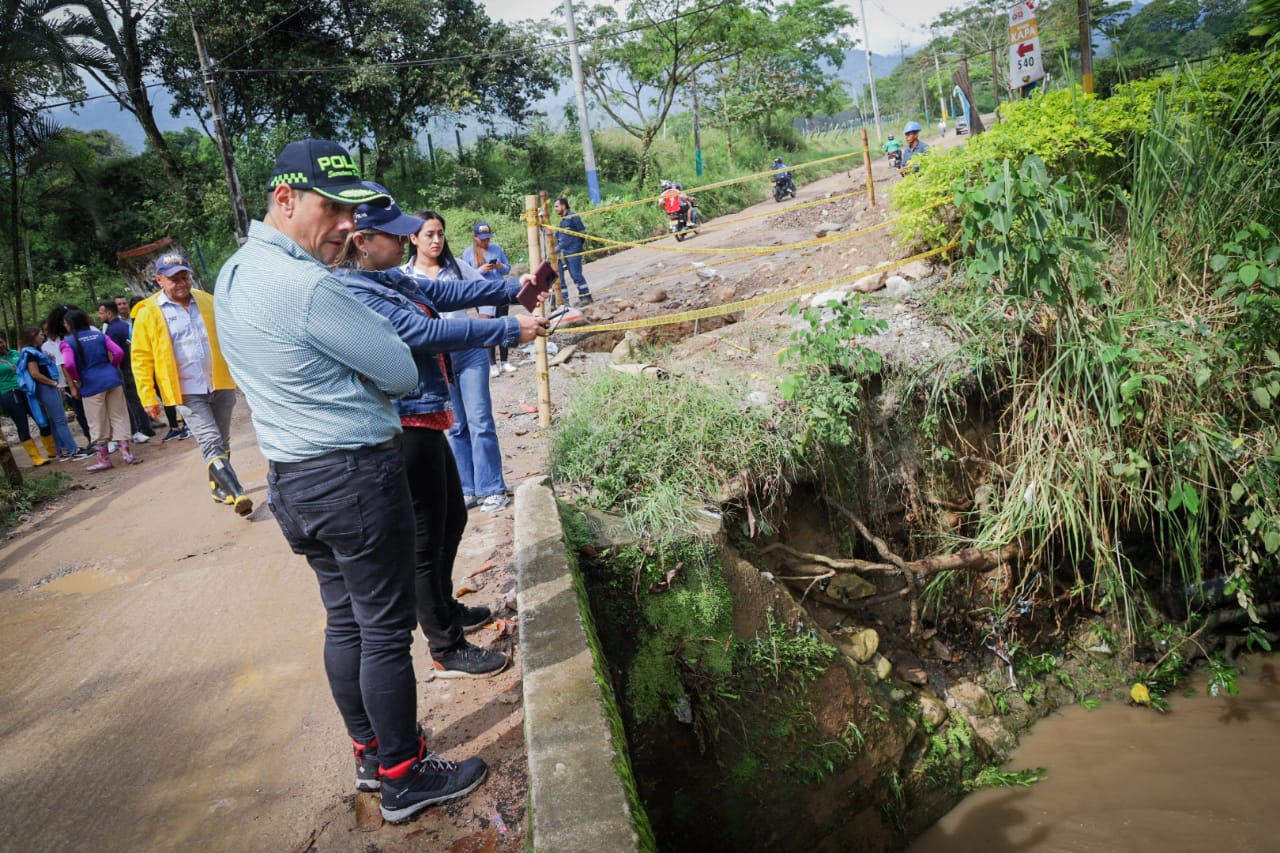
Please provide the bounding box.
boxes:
[214,219,418,463]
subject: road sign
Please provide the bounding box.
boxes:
[1008,1,1045,86]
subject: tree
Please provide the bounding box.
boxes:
[1111,0,1250,61]
[335,0,554,182]
[701,0,857,163]
[1,0,108,328]
[934,0,1012,110]
[561,0,855,188]
[145,0,346,142]
[145,0,553,184]
[72,0,183,182]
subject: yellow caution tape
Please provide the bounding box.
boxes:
[546,196,951,263]
[558,241,959,335]
[567,197,953,299]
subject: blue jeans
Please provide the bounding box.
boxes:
[447,347,507,498]
[35,383,77,455]
[266,441,420,767]
[558,255,590,299]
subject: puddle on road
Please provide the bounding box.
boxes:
[32,566,139,595]
[910,659,1280,853]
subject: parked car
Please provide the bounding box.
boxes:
[955,118,968,135]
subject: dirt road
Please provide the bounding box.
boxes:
[0,141,955,851]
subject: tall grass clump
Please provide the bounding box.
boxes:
[925,56,1280,641]
[550,369,805,545]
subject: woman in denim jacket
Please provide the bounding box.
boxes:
[334,193,546,679]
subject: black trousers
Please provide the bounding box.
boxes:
[267,440,420,767]
[401,427,470,655]
[0,389,49,442]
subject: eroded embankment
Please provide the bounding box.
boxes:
[551,310,1277,851]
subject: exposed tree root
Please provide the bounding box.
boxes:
[776,570,836,605]
[817,497,1026,636]
[908,544,1022,575]
[820,497,922,634]
[760,542,896,573]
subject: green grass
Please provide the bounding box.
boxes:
[2,470,71,529]
[550,369,805,546]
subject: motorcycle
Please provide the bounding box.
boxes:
[771,174,796,202]
[667,198,702,241]
[887,150,902,170]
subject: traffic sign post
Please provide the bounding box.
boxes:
[1008,1,1045,90]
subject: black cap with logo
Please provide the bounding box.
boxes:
[268,139,391,206]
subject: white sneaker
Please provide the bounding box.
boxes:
[108,441,119,453]
[132,432,150,443]
[480,494,511,512]
[501,361,517,374]
[489,364,500,379]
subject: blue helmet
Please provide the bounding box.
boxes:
[903,121,922,134]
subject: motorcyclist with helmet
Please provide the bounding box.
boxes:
[660,179,691,219]
[770,157,796,200]
[899,121,930,175]
[659,180,700,237]
[882,134,903,168]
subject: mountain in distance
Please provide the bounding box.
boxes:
[841,48,903,87]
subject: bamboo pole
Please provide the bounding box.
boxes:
[861,128,876,207]
[526,194,552,428]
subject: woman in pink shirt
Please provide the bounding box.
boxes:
[60,308,134,471]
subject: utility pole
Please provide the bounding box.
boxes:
[691,68,703,177]
[563,0,601,205]
[857,0,882,141]
[190,12,248,244]
[934,49,947,119]
[1078,0,1094,94]
[990,46,1002,124]
[919,57,931,124]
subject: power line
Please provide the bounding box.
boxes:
[36,77,180,112]
[215,7,305,64]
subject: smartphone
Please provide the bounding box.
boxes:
[517,261,558,311]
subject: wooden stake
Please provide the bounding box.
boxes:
[527,195,552,428]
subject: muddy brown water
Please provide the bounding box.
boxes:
[910,658,1280,852]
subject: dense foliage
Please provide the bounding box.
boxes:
[895,52,1280,642]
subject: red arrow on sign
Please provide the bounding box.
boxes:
[1017,42,1035,57]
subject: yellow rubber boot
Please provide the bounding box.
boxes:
[40,434,56,457]
[21,439,50,467]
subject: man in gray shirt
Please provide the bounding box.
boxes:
[215,139,487,824]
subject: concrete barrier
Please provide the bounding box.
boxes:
[515,476,645,853]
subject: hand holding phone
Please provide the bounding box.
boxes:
[516,261,558,311]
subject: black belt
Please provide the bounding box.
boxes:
[269,438,397,474]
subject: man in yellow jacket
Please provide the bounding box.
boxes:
[132,253,252,515]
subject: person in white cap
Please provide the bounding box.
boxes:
[460,221,516,378]
[131,253,252,514]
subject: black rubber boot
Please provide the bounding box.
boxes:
[209,475,233,505]
[209,455,253,516]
